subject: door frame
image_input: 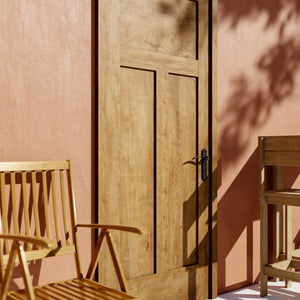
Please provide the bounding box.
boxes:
[210,0,218,298]
[94,0,218,298]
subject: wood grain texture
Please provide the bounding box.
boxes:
[119,67,155,279]
[120,0,197,59]
[99,0,214,298]
[259,137,268,297]
[262,135,300,151]
[8,278,138,300]
[272,166,283,282]
[0,160,139,299]
[265,151,300,166]
[157,73,197,272]
[128,265,205,300]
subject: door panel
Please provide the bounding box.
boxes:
[99,1,212,299]
[119,67,155,278]
[120,0,197,58]
[157,73,198,272]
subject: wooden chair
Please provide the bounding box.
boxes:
[0,160,143,299]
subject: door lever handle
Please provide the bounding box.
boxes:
[192,149,210,181]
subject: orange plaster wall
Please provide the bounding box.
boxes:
[0,0,93,286]
[218,0,300,294]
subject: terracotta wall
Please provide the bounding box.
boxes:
[218,0,300,294]
[0,0,93,287]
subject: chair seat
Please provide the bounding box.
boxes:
[8,278,138,300]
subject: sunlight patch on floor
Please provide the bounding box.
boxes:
[214,281,300,300]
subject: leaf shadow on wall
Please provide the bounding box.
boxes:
[218,0,300,293]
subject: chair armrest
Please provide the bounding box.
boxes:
[77,224,145,234]
[0,234,57,249]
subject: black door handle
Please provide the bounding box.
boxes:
[192,148,210,181]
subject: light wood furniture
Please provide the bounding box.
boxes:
[0,160,143,299]
[259,136,300,296]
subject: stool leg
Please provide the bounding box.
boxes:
[260,201,268,297]
[285,205,292,288]
[273,166,283,282]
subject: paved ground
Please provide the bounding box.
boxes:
[214,281,300,300]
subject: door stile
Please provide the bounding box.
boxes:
[197,1,210,299]
[98,0,122,287]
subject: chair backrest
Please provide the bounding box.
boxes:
[0,160,82,275]
[259,136,300,166]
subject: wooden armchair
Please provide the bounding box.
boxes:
[0,160,143,299]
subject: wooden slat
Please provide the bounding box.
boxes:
[60,170,70,245]
[0,172,10,253]
[66,162,82,278]
[47,283,86,299]
[2,245,76,265]
[21,172,32,250]
[35,287,67,300]
[0,161,69,172]
[42,171,52,238]
[266,189,300,206]
[31,172,41,240]
[74,279,136,299]
[264,265,300,282]
[51,171,61,247]
[58,281,102,299]
[262,135,300,151]
[77,224,144,235]
[10,173,19,235]
[265,151,300,166]
[268,259,291,270]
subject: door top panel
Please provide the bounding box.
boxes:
[120,0,197,59]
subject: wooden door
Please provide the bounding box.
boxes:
[98,1,216,299]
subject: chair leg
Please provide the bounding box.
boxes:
[17,242,35,299]
[1,243,18,300]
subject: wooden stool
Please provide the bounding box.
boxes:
[259,136,300,297]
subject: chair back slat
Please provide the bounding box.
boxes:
[10,173,19,236]
[42,171,52,239]
[0,173,9,253]
[21,172,32,250]
[0,161,81,277]
[60,171,70,245]
[51,171,62,247]
[31,172,41,241]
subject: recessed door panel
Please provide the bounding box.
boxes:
[157,74,198,272]
[119,67,155,279]
[120,0,197,59]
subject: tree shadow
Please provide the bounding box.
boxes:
[218,0,300,293]
[219,0,300,167]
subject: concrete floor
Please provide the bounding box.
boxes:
[214,281,300,300]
